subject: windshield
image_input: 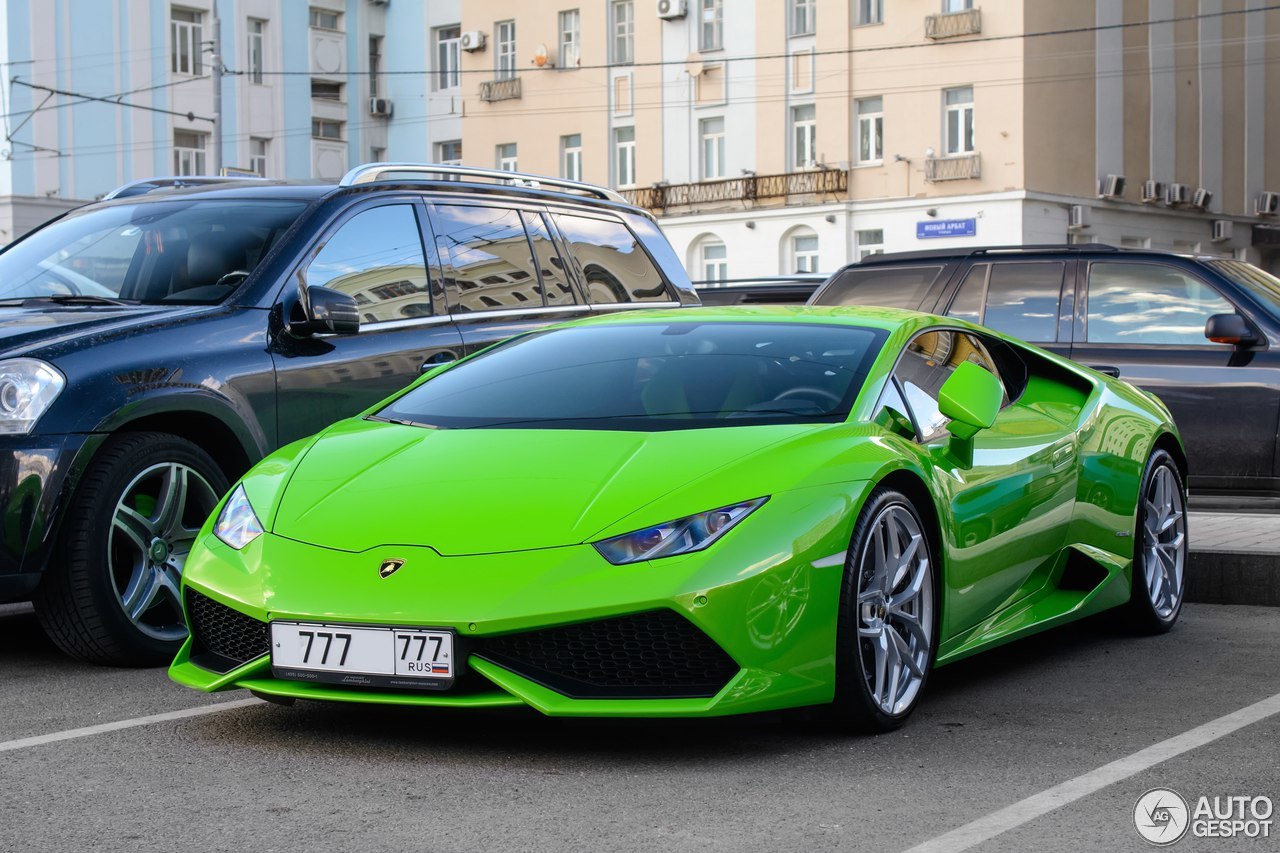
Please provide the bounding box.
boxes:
[811,265,944,309]
[0,199,307,304]
[375,321,887,431]
[1206,260,1280,314]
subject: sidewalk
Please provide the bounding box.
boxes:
[1187,511,1280,606]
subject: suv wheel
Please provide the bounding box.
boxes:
[34,432,226,666]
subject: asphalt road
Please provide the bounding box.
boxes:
[1,602,1277,853]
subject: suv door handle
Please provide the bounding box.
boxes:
[421,352,457,373]
[1088,364,1121,378]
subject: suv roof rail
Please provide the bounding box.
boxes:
[339,162,628,204]
[855,243,1119,264]
[103,175,272,200]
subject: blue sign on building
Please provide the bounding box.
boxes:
[916,219,977,239]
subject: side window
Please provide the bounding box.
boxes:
[946,261,1063,343]
[1086,262,1236,345]
[551,213,670,304]
[812,264,944,309]
[429,203,542,313]
[892,329,1007,442]
[306,205,431,323]
[522,212,578,307]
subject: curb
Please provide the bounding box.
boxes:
[1186,550,1280,607]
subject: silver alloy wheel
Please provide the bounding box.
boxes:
[110,462,219,641]
[1142,464,1186,619]
[855,504,934,716]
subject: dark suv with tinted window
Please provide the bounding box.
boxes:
[0,164,696,665]
[810,244,1280,507]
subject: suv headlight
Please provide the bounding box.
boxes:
[593,498,768,565]
[213,484,264,550]
[0,358,65,434]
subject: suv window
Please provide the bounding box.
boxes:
[893,329,1006,441]
[1086,262,1235,345]
[522,211,577,307]
[551,213,670,304]
[946,261,1063,343]
[813,264,944,309]
[430,203,543,313]
[306,204,432,323]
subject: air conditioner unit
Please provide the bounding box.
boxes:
[1097,174,1126,200]
[368,0,388,5]
[1167,183,1191,206]
[368,97,393,117]
[1191,187,1213,210]
[460,30,486,51]
[1255,191,1280,216]
[1140,180,1165,204]
[1068,204,1089,231]
[1211,220,1233,243]
[657,0,688,19]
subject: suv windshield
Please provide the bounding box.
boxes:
[376,321,887,431]
[812,264,945,309]
[0,199,306,304]
[1206,260,1280,314]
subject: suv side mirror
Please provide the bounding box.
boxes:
[1205,313,1257,347]
[290,285,360,337]
[938,362,1003,468]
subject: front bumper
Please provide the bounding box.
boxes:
[169,484,871,717]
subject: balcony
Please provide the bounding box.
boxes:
[620,168,848,213]
[924,154,981,182]
[479,77,522,103]
[925,8,982,39]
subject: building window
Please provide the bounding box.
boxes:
[790,232,819,273]
[436,140,462,168]
[246,19,265,85]
[368,37,382,98]
[250,137,268,177]
[371,146,385,163]
[435,26,460,90]
[496,20,516,80]
[173,130,207,175]
[791,103,817,169]
[171,9,204,76]
[308,7,341,30]
[856,97,883,164]
[701,241,728,283]
[311,118,344,140]
[789,0,815,36]
[944,0,974,11]
[497,143,518,171]
[559,10,580,69]
[857,0,883,25]
[614,126,636,188]
[700,117,725,180]
[561,134,582,181]
[856,228,884,260]
[944,86,974,154]
[611,1,634,65]
[311,80,343,101]
[700,0,723,51]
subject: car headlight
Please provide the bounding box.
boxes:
[593,497,768,565]
[0,358,65,434]
[213,484,264,550]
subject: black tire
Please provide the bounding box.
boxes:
[832,487,939,733]
[1123,448,1187,635]
[34,432,227,666]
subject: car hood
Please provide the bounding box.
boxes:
[0,303,197,358]
[269,418,826,555]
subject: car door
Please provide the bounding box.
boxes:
[940,259,1075,358]
[887,328,1079,638]
[271,199,465,446]
[1069,259,1280,498]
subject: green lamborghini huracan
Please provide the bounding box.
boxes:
[170,306,1187,731]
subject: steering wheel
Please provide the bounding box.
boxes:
[214,270,252,288]
[774,386,843,408]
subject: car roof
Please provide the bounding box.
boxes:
[841,243,1223,268]
[561,304,932,333]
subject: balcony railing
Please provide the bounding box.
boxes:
[620,168,847,212]
[924,154,981,182]
[479,77,522,103]
[925,8,982,39]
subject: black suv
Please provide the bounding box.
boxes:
[0,164,697,665]
[810,244,1280,507]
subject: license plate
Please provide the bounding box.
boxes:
[270,622,454,691]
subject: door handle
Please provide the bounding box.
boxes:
[421,352,457,373]
[1088,364,1121,378]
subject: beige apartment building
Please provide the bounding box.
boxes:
[454,0,1280,278]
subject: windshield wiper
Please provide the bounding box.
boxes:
[0,294,136,307]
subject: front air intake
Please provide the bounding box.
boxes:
[185,589,270,673]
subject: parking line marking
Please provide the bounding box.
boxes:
[901,689,1280,853]
[0,698,262,754]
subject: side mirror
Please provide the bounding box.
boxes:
[937,362,1003,468]
[289,285,360,337]
[1205,313,1257,347]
